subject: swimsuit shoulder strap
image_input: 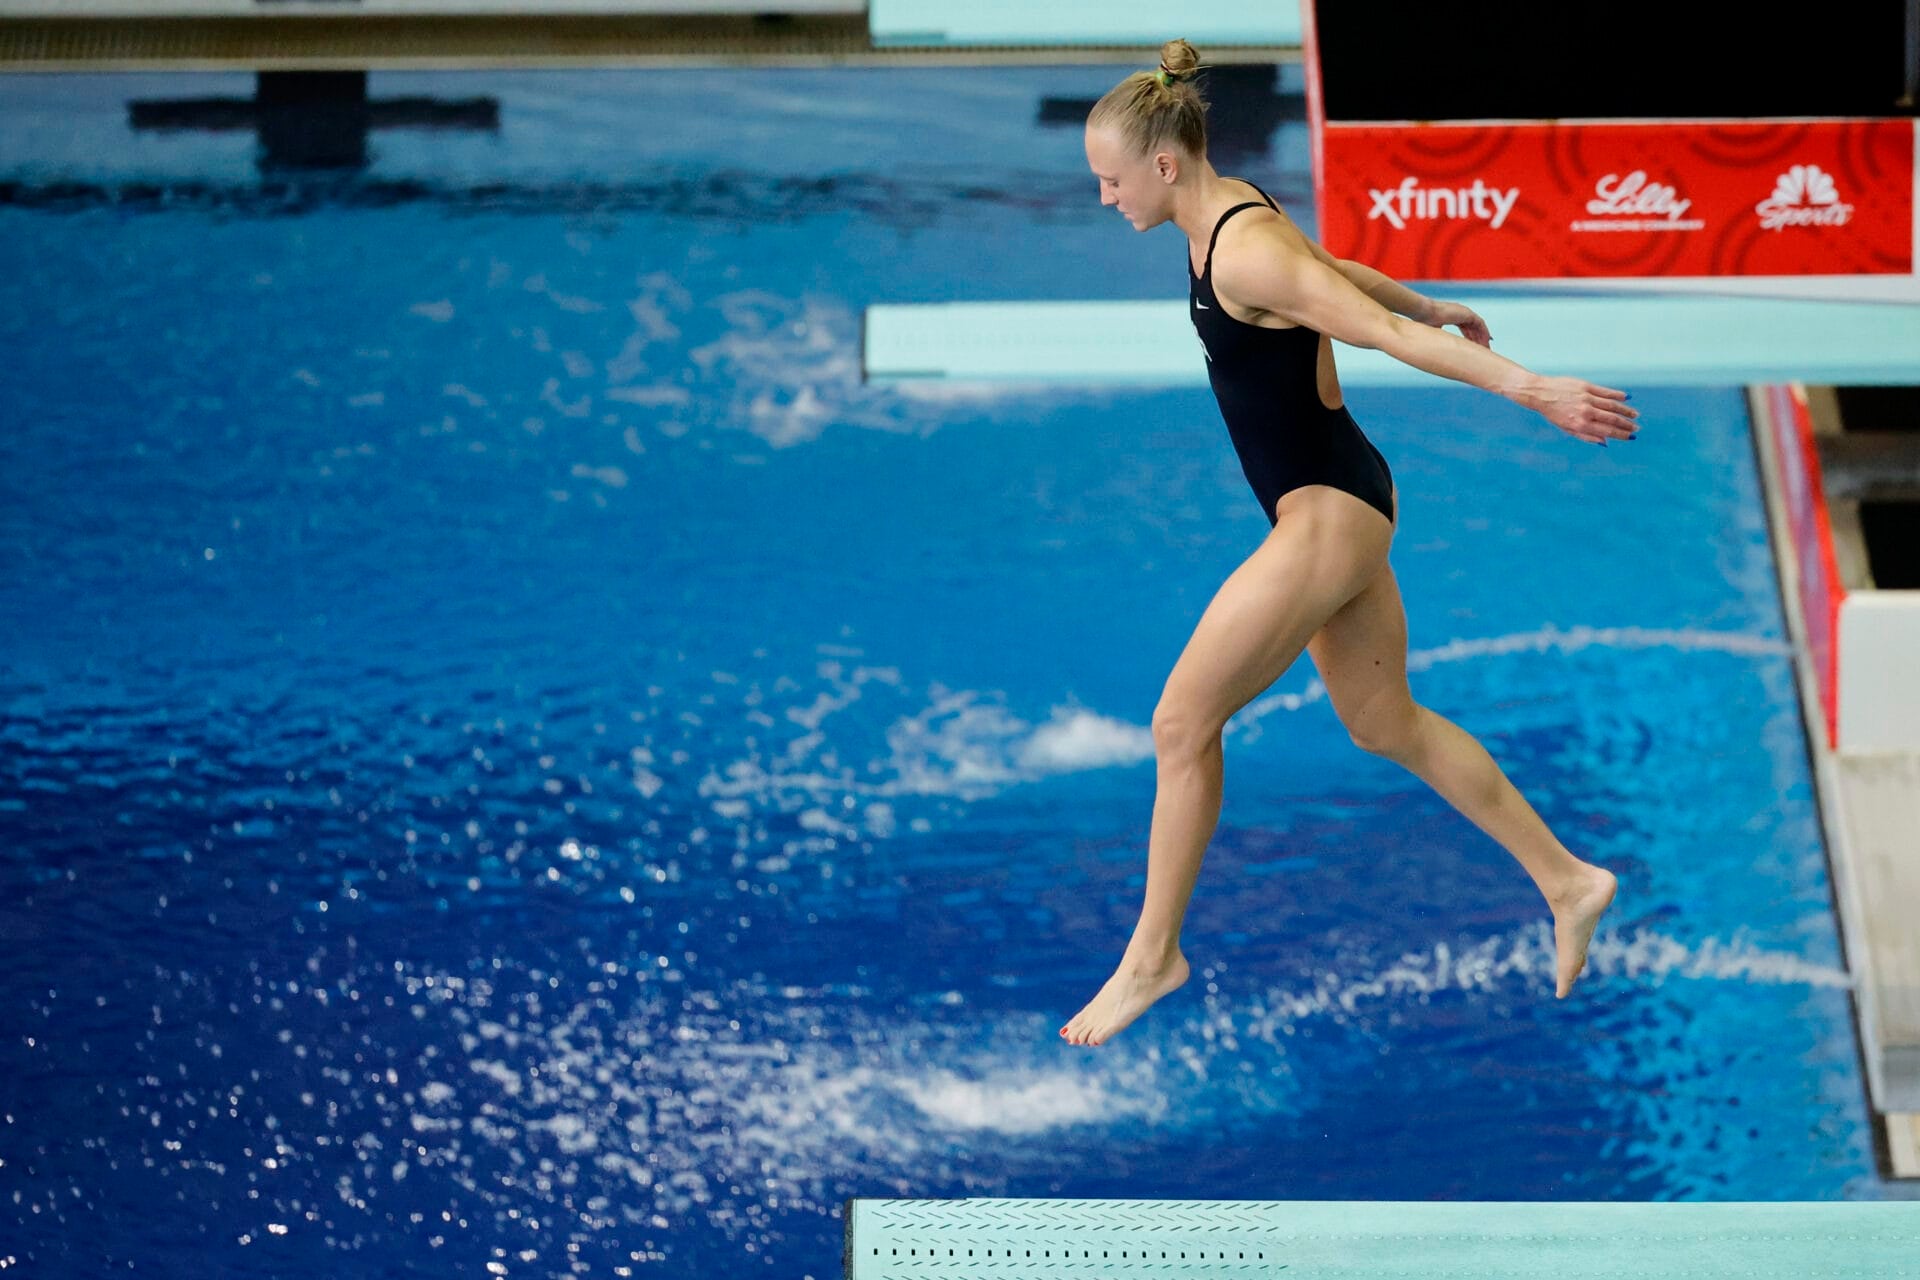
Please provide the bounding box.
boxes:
[1197,177,1281,277]
[1199,202,1269,277]
[1235,177,1281,213]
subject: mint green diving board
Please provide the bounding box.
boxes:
[844,1198,1920,1278]
[868,1,1301,47]
[863,295,1920,387]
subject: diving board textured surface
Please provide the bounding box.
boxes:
[868,1,1300,47]
[0,0,864,11]
[864,296,1920,387]
[845,1198,1920,1278]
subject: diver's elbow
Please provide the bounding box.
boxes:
[1364,312,1413,356]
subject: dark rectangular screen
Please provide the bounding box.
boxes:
[1313,2,1911,121]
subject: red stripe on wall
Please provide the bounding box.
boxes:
[1301,0,1325,237]
[1767,382,1846,749]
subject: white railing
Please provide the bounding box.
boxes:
[1838,591,1920,751]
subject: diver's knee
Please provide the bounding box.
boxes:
[1151,700,1222,760]
[1345,699,1422,759]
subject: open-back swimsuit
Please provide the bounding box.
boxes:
[1190,177,1395,528]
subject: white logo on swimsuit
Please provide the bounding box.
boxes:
[1367,176,1519,230]
[1569,170,1703,232]
[1195,301,1211,309]
[1755,163,1853,231]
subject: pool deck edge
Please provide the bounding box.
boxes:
[1747,382,1920,1180]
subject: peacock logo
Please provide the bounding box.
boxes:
[1755,163,1854,231]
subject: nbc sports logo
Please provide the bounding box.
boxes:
[1755,164,1855,231]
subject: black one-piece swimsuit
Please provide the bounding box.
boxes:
[1189,178,1396,529]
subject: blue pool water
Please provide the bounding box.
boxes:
[1,65,1908,1279]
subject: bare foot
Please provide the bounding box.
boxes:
[1059,949,1190,1046]
[1548,865,1617,998]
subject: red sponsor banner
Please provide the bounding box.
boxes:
[1318,119,1915,278]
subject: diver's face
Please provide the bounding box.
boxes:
[1085,126,1162,230]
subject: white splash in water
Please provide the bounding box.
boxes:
[1251,921,1850,1034]
[1016,706,1155,772]
[1237,623,1788,732]
[607,385,690,407]
[1409,623,1789,667]
[883,1066,1166,1135]
[690,623,1785,838]
[685,291,1046,449]
[394,918,1848,1232]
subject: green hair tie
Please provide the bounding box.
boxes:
[1155,67,1174,88]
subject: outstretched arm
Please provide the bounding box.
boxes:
[1217,224,1639,445]
[1337,257,1435,324]
[1301,235,1490,344]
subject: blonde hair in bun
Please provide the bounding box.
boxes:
[1089,38,1210,159]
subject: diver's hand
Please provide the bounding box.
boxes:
[1515,374,1639,445]
[1423,299,1491,346]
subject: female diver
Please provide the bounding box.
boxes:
[1061,40,1637,1047]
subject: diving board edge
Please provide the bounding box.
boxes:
[863,296,1920,388]
[846,1198,1920,1278]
